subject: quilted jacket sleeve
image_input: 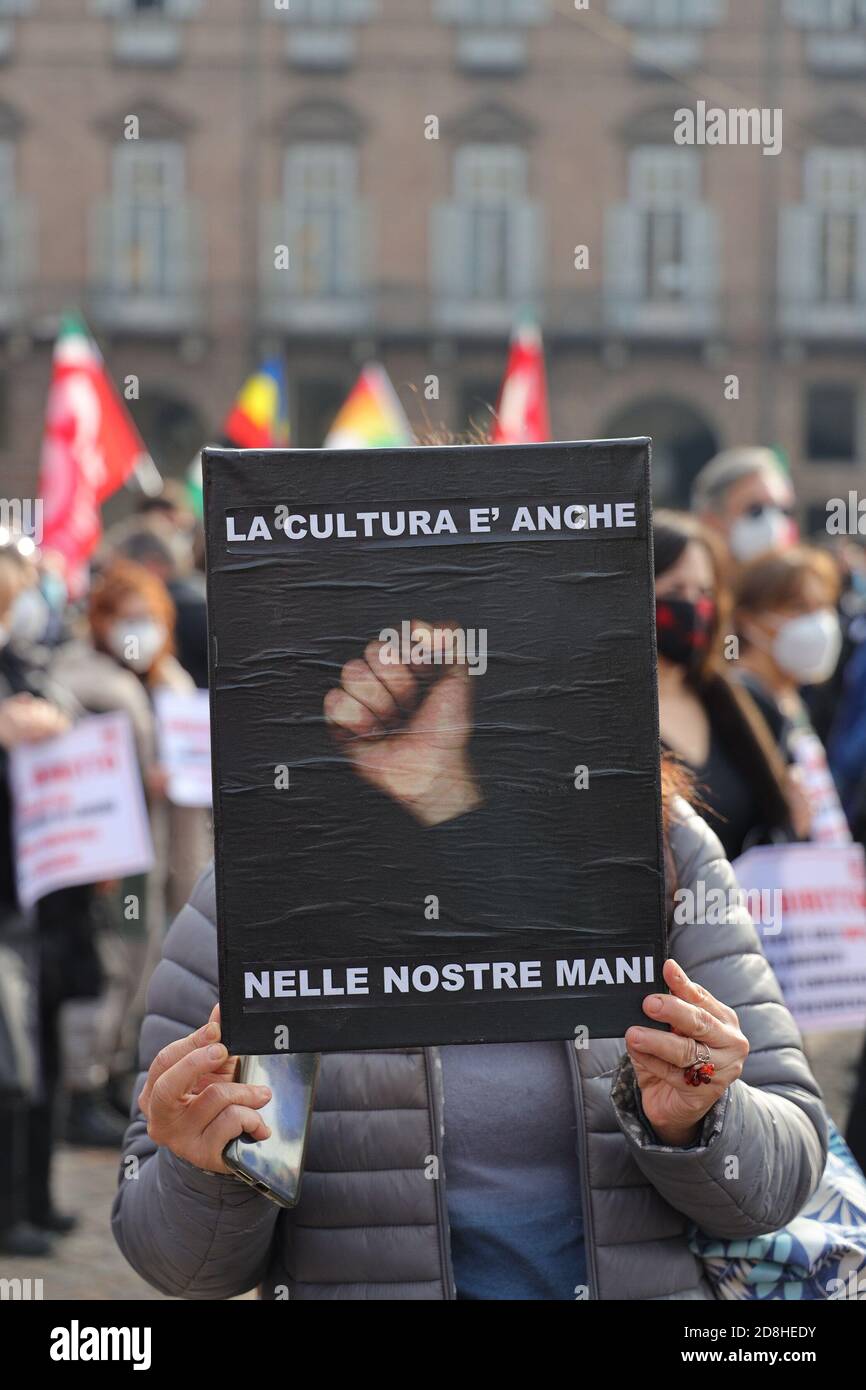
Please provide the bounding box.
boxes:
[111,863,281,1299]
[610,799,828,1238]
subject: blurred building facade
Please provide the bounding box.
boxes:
[0,0,864,526]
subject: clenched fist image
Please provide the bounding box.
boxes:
[324,619,481,827]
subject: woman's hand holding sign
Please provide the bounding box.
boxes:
[139,1006,272,1175]
[324,619,481,827]
[627,959,750,1147]
[0,693,70,748]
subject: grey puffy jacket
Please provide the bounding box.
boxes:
[112,799,828,1300]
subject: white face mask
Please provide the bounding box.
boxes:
[10,587,51,645]
[729,506,795,563]
[107,619,166,674]
[769,609,842,685]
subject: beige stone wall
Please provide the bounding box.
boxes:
[0,0,862,529]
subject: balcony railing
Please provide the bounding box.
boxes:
[0,198,34,329]
[778,204,866,339]
[259,201,373,333]
[88,197,204,333]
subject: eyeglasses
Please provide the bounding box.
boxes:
[744,502,796,519]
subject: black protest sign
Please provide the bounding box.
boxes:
[203,439,666,1054]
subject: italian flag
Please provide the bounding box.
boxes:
[38,312,152,594]
[490,323,551,445]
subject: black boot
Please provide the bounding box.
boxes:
[64,1091,129,1148]
[0,1221,54,1257]
[32,1207,78,1236]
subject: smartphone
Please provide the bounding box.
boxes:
[223,1052,320,1208]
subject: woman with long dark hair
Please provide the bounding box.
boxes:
[653,510,802,859]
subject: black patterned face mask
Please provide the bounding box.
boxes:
[655,596,716,670]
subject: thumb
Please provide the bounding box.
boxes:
[413,661,473,736]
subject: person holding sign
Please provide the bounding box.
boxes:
[51,559,210,1133]
[0,544,84,1256]
[114,697,828,1300]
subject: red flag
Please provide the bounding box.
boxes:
[37,312,150,594]
[490,323,551,445]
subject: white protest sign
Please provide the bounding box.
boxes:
[787,726,851,846]
[154,688,212,808]
[733,842,866,1034]
[10,711,154,908]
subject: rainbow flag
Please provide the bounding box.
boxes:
[223,358,290,450]
[324,363,413,450]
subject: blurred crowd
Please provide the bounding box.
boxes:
[3,446,866,1257]
[0,481,210,1256]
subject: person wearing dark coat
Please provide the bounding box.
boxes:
[653,511,801,860]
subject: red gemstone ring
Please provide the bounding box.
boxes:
[684,1041,715,1087]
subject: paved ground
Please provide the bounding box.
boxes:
[0,1031,859,1302]
[803,1027,861,1138]
[1,1148,169,1301]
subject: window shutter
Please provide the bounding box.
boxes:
[431,202,467,300]
[783,0,826,29]
[684,203,719,323]
[507,200,542,303]
[779,205,822,309]
[604,203,646,325]
[855,209,866,304]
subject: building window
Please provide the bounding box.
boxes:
[432,144,541,331]
[631,147,700,303]
[785,0,866,29]
[457,145,527,301]
[435,0,546,21]
[608,0,724,72]
[605,147,718,334]
[269,0,375,68]
[785,0,866,72]
[260,142,368,332]
[779,148,866,335]
[91,139,200,330]
[93,0,199,64]
[267,0,375,20]
[0,140,32,325]
[806,382,858,462]
[608,0,724,26]
[284,144,361,298]
[92,0,200,14]
[112,140,185,295]
[435,0,547,68]
[807,149,866,304]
